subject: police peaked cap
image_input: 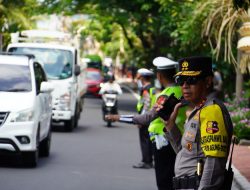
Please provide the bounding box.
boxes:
[137,68,154,76]
[175,56,213,77]
[153,56,178,70]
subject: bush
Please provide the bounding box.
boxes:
[224,93,250,141]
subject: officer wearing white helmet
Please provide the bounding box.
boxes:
[106,57,186,190]
[133,68,155,169]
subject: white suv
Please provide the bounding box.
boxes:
[0,54,53,167]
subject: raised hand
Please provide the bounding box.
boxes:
[105,114,120,122]
[164,102,182,131]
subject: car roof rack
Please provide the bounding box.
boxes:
[10,30,75,46]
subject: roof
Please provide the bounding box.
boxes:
[0,54,30,66]
[7,43,76,52]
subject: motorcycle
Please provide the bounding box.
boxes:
[102,90,118,127]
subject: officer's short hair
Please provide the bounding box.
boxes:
[158,68,176,81]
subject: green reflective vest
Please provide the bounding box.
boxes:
[136,87,156,113]
[148,86,186,141]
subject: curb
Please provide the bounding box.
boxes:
[232,165,250,190]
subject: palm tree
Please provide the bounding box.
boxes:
[194,0,249,100]
[0,0,37,49]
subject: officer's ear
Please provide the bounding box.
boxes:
[205,76,213,89]
[156,72,162,83]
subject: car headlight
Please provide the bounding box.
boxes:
[9,108,34,122]
[58,93,71,111]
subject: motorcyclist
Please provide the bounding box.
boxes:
[99,74,123,121]
[99,74,123,95]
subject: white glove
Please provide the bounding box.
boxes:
[155,135,169,150]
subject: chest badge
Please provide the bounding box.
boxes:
[186,142,192,151]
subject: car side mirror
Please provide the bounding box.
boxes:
[75,65,81,76]
[40,81,54,93]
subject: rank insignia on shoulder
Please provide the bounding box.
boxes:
[193,115,199,121]
[206,121,219,134]
[186,142,192,151]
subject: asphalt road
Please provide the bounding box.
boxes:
[0,88,157,190]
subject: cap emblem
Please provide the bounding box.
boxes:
[181,61,189,71]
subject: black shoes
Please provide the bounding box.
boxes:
[133,162,153,169]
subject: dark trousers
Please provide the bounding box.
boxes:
[153,143,176,190]
[138,126,153,164]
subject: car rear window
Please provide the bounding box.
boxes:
[87,71,102,80]
[0,64,32,92]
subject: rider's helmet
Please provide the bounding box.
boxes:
[107,73,115,82]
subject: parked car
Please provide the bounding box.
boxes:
[86,68,104,98]
[0,53,54,167]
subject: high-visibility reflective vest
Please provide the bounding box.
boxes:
[136,87,156,114]
[148,86,186,141]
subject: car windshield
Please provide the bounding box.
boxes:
[87,71,102,80]
[9,47,73,80]
[0,64,31,92]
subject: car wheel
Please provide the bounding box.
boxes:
[107,121,112,127]
[22,151,38,168]
[64,116,75,132]
[39,127,51,157]
[22,131,39,167]
[74,104,80,128]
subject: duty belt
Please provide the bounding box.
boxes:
[173,175,200,189]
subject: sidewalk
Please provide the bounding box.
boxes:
[232,144,250,189]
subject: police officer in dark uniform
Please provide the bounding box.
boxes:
[133,68,155,169]
[162,56,233,189]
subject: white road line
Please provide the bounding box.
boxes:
[120,84,140,100]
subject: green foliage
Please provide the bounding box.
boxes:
[85,54,102,63]
[38,0,245,95]
[0,0,38,50]
[85,54,102,70]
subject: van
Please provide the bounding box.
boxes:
[7,30,87,131]
[0,53,53,167]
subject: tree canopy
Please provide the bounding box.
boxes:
[0,0,249,95]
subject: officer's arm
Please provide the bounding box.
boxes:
[198,103,231,189]
[141,90,151,114]
[110,107,158,125]
[199,157,226,190]
[118,115,135,124]
[132,107,158,126]
[165,125,182,153]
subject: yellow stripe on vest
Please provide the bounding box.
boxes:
[200,104,228,157]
